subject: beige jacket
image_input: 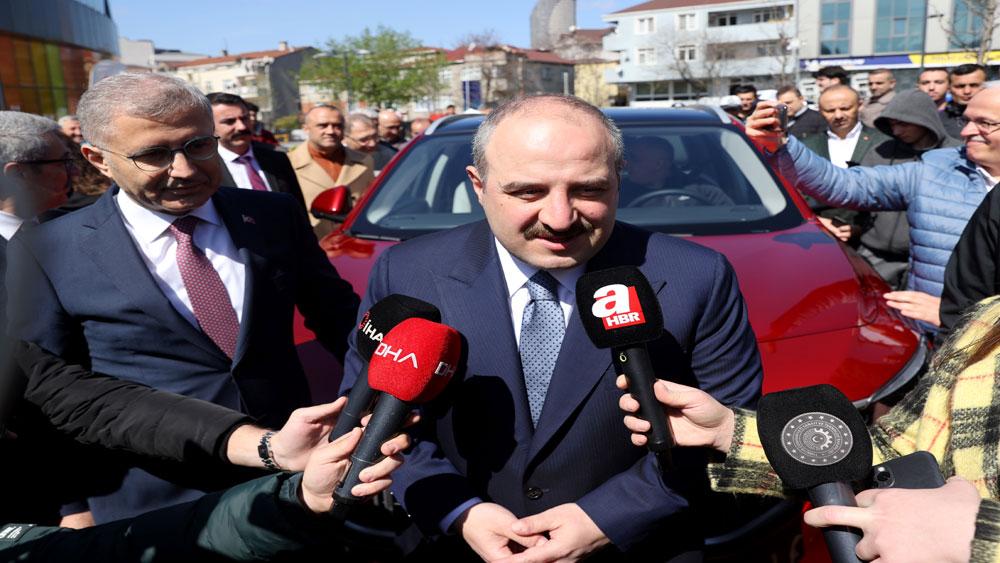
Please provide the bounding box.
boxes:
[288,143,375,235]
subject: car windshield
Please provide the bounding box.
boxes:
[348,121,803,240]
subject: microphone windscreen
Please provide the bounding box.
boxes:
[757,384,872,489]
[368,318,461,403]
[576,266,663,349]
[356,295,441,359]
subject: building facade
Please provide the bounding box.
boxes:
[0,0,118,115]
[167,43,315,125]
[602,0,797,105]
[552,27,629,106]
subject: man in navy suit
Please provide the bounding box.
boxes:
[206,92,306,211]
[6,73,360,525]
[339,95,763,561]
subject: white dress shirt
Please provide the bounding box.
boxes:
[977,166,999,191]
[494,238,584,345]
[116,190,246,326]
[826,121,864,169]
[0,211,23,241]
[218,144,272,192]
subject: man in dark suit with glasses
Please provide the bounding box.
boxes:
[6,73,360,526]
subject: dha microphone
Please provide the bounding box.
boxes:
[758,384,872,563]
[331,317,461,519]
[329,295,441,442]
[576,266,673,471]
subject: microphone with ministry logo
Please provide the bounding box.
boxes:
[331,317,461,518]
[576,266,673,471]
[757,384,871,563]
[329,295,441,442]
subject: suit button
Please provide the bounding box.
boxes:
[526,487,543,500]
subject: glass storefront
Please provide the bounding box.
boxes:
[0,33,102,116]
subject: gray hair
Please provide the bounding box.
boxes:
[345,112,374,136]
[0,111,61,166]
[471,93,624,181]
[58,114,79,125]
[77,73,212,148]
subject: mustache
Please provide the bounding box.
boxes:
[523,220,594,240]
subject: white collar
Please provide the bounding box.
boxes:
[218,143,255,164]
[116,188,223,244]
[0,210,24,241]
[826,121,863,141]
[976,166,1000,190]
[493,237,586,299]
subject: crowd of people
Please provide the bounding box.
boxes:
[3,61,1000,563]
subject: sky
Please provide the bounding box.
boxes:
[110,0,637,57]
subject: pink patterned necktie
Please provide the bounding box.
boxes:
[170,216,239,359]
[237,154,268,191]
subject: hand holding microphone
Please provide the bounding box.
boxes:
[329,295,441,442]
[757,384,872,563]
[331,317,461,518]
[577,266,673,471]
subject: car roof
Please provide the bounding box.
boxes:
[424,106,733,136]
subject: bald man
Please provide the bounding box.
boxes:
[743,87,1000,335]
[377,110,405,151]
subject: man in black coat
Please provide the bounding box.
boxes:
[207,93,306,211]
[776,86,826,141]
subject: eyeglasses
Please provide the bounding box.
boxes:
[346,134,378,144]
[969,119,1000,134]
[17,155,79,172]
[93,135,220,172]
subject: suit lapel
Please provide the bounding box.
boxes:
[436,222,536,432]
[212,188,265,366]
[219,159,237,188]
[79,189,227,361]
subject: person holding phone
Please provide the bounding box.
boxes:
[738,86,1000,334]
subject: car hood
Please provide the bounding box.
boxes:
[694,223,882,342]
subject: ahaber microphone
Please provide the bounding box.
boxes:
[576,266,673,471]
[329,295,441,442]
[331,317,461,519]
[757,384,872,563]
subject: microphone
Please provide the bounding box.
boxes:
[576,266,673,471]
[329,294,441,442]
[331,317,461,518]
[757,384,872,563]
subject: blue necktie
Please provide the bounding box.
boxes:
[519,271,565,427]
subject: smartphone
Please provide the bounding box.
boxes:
[866,451,946,490]
[775,104,788,132]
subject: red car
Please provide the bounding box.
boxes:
[299,107,926,561]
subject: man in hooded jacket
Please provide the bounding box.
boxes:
[857,89,963,289]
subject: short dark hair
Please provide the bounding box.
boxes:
[776,85,802,98]
[814,65,849,84]
[206,92,248,110]
[868,68,893,78]
[952,63,987,78]
[919,67,950,79]
[733,85,757,95]
[245,101,260,113]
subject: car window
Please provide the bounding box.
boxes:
[349,121,803,240]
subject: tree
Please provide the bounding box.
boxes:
[299,25,447,109]
[942,0,1000,64]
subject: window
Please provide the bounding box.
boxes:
[952,0,983,49]
[636,17,656,34]
[438,68,452,82]
[203,81,212,92]
[675,45,696,61]
[677,13,697,30]
[541,67,551,79]
[638,47,657,65]
[755,41,782,56]
[820,0,851,55]
[708,44,737,60]
[709,12,738,27]
[752,6,791,22]
[461,66,481,80]
[222,79,235,91]
[874,0,925,53]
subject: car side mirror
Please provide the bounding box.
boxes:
[310,186,351,222]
